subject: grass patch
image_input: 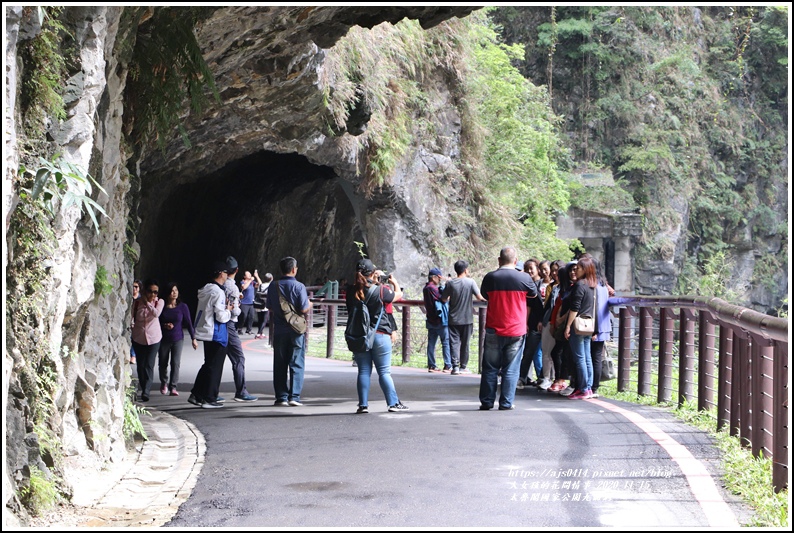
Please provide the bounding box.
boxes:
[19,465,61,516]
[122,390,148,444]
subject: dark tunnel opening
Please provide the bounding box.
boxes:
[136,150,364,314]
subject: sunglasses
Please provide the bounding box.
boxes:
[148,289,158,294]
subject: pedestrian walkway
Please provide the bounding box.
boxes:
[29,410,203,527]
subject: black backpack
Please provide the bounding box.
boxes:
[345,285,384,353]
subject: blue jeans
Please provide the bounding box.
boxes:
[569,332,593,391]
[519,330,542,382]
[353,333,399,407]
[426,322,451,369]
[273,330,305,402]
[479,330,525,408]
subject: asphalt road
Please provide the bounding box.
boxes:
[145,334,753,528]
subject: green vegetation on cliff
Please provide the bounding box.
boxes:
[323,10,573,264]
[491,6,788,308]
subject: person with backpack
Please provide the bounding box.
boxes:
[345,258,409,414]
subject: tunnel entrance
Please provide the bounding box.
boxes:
[136,150,363,313]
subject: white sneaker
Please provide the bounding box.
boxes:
[538,378,552,390]
[559,386,575,397]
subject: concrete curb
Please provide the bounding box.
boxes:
[74,409,204,527]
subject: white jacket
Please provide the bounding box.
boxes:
[194,282,230,341]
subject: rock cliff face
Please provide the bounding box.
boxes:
[134,6,478,305]
[3,6,476,525]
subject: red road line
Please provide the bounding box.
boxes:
[589,398,739,528]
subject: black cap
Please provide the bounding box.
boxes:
[212,261,228,275]
[225,256,239,273]
[356,258,375,275]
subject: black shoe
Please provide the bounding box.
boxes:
[499,404,515,410]
[356,406,369,414]
[188,394,204,407]
[140,394,149,402]
[479,404,493,411]
[388,402,409,412]
[201,401,224,409]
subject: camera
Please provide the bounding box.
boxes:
[378,272,390,284]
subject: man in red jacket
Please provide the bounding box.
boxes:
[478,247,538,410]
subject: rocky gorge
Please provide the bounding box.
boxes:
[3,5,788,526]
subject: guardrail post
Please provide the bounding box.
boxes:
[638,307,654,397]
[740,332,753,448]
[698,311,716,411]
[750,335,774,460]
[658,307,675,403]
[717,324,733,431]
[678,308,696,406]
[730,327,742,439]
[402,305,411,364]
[617,307,633,392]
[773,341,788,492]
[326,304,335,358]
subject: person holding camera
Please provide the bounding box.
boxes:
[346,258,409,413]
[253,271,273,340]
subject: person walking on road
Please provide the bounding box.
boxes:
[441,260,485,375]
[478,247,538,410]
[346,258,409,414]
[157,281,198,396]
[189,262,233,408]
[131,279,165,402]
[223,257,258,402]
[266,256,310,407]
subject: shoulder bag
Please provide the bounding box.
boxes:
[601,343,616,381]
[279,282,308,335]
[572,286,596,336]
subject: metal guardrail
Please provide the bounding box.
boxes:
[305,292,788,493]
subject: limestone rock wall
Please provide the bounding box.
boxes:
[4,6,135,526]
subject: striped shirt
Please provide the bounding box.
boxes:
[480,266,538,337]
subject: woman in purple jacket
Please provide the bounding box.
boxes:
[158,282,198,396]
